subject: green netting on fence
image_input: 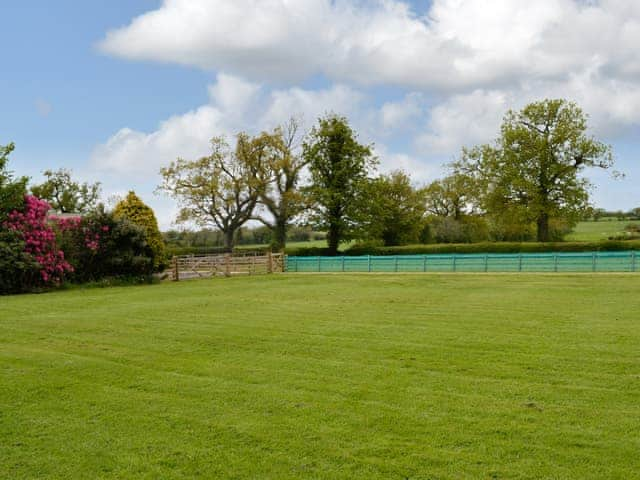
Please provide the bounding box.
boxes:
[286,252,639,273]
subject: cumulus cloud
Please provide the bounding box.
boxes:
[91,74,369,176]
[99,0,640,92]
[417,90,511,155]
[380,93,425,132]
[91,104,228,175]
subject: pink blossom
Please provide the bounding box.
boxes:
[3,195,73,285]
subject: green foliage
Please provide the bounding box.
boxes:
[257,118,308,250]
[303,114,376,255]
[337,239,640,256]
[0,230,40,295]
[0,143,28,222]
[30,168,101,213]
[114,191,166,270]
[0,143,38,294]
[423,173,475,220]
[355,170,426,246]
[455,99,614,242]
[428,216,490,244]
[158,136,266,251]
[57,208,155,282]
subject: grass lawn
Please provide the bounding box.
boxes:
[566,219,640,241]
[2,274,640,479]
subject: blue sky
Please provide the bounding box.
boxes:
[2,0,640,227]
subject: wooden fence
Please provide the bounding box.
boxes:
[170,252,284,281]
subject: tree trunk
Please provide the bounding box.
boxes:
[536,213,550,242]
[272,218,287,251]
[327,223,340,256]
[223,229,235,253]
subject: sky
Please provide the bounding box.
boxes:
[2,0,640,229]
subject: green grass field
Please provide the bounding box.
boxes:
[2,274,640,479]
[566,219,640,241]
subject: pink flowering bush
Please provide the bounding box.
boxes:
[52,207,154,282]
[3,195,73,286]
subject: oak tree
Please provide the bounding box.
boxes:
[454,99,613,242]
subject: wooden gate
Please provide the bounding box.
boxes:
[170,252,285,281]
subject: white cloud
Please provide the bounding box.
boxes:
[99,0,640,93]
[380,93,424,132]
[374,145,438,185]
[91,74,370,177]
[91,104,227,175]
[418,90,511,155]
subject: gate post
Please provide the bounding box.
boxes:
[267,251,273,274]
[173,256,179,281]
[224,253,231,277]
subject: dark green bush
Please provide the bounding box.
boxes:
[0,230,40,294]
[338,240,640,256]
[56,209,155,282]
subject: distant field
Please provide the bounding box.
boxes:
[2,274,640,478]
[566,219,640,241]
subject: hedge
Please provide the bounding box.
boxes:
[285,240,640,257]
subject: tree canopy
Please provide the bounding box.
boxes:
[256,118,308,251]
[303,115,376,255]
[356,171,426,246]
[454,99,614,242]
[158,135,268,251]
[31,168,101,214]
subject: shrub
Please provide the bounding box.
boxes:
[53,208,155,282]
[429,216,490,244]
[333,240,640,257]
[4,196,73,287]
[0,229,40,294]
[113,192,166,270]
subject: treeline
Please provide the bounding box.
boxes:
[592,208,640,221]
[159,99,617,254]
[0,149,165,294]
[163,226,325,249]
[0,98,627,293]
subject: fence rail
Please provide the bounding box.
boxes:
[286,251,639,273]
[171,252,284,280]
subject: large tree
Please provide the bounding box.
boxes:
[255,119,308,251]
[454,99,614,242]
[303,115,376,255]
[31,168,101,213]
[158,135,267,251]
[356,170,426,246]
